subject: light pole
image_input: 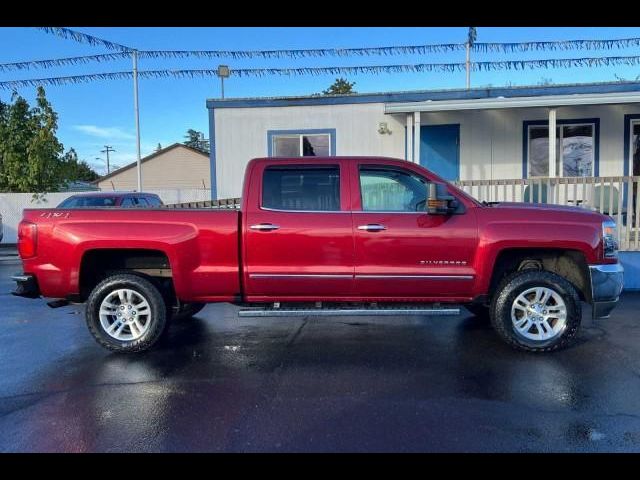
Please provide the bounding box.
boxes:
[466,27,477,90]
[217,65,230,99]
[95,157,105,176]
[132,49,142,192]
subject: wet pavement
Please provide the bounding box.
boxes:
[1,262,640,452]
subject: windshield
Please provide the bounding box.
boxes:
[58,196,118,208]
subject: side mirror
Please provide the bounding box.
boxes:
[427,183,458,215]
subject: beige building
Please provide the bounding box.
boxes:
[95,143,211,191]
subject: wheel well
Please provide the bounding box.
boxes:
[488,249,591,303]
[79,249,173,301]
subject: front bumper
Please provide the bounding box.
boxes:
[589,263,624,319]
[12,274,41,299]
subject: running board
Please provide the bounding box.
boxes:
[238,306,460,318]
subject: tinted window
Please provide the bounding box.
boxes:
[58,196,117,208]
[359,168,428,212]
[262,166,340,211]
[120,197,136,207]
[135,197,150,207]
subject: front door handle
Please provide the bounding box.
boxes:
[250,223,280,231]
[357,224,387,232]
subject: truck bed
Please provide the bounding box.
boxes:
[21,208,241,301]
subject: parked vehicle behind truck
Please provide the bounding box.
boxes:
[13,156,624,353]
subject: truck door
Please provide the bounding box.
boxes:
[352,163,478,300]
[244,161,354,299]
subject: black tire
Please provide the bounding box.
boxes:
[490,270,582,353]
[86,273,168,353]
[465,304,490,321]
[171,302,206,321]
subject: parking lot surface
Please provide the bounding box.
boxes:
[1,262,639,452]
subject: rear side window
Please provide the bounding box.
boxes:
[120,197,136,207]
[135,197,150,207]
[145,196,163,207]
[262,166,340,211]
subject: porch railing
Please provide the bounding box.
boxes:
[164,176,640,252]
[455,176,640,252]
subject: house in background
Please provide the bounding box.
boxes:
[207,80,640,288]
[95,143,210,191]
[207,80,640,199]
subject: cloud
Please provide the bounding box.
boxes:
[73,125,135,140]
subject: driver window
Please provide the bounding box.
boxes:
[359,167,428,212]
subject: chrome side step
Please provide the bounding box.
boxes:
[238,307,460,318]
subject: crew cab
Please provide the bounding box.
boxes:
[13,157,624,353]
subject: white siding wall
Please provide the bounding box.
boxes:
[214,103,405,198]
[213,101,640,198]
[420,103,640,180]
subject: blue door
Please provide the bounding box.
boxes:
[420,124,460,181]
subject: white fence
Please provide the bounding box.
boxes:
[0,188,212,244]
[456,176,640,251]
[2,178,639,252]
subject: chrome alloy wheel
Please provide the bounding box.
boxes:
[510,286,567,342]
[99,289,152,341]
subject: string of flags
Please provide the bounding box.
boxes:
[0,53,131,72]
[2,28,640,90]
[3,54,640,90]
[34,26,640,58]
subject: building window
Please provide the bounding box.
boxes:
[268,129,335,157]
[262,166,340,211]
[359,167,428,212]
[527,122,596,177]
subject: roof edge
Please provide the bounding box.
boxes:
[206,80,640,110]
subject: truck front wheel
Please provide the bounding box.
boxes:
[490,270,582,352]
[85,273,168,353]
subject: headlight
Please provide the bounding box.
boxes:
[602,219,619,260]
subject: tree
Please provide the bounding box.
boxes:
[183,129,210,153]
[59,148,100,183]
[322,78,356,95]
[0,87,95,192]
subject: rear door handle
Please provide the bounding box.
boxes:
[250,223,280,231]
[357,224,386,232]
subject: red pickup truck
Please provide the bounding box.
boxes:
[13,156,624,353]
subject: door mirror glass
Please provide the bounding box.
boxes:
[427,182,458,215]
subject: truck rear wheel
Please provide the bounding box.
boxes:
[85,273,168,353]
[490,270,581,352]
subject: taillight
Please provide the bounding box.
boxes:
[17,221,37,259]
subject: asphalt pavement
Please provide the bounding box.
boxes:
[1,261,639,452]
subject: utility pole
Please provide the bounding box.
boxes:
[100,146,116,174]
[466,27,477,90]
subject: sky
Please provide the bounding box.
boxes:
[1,26,640,175]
